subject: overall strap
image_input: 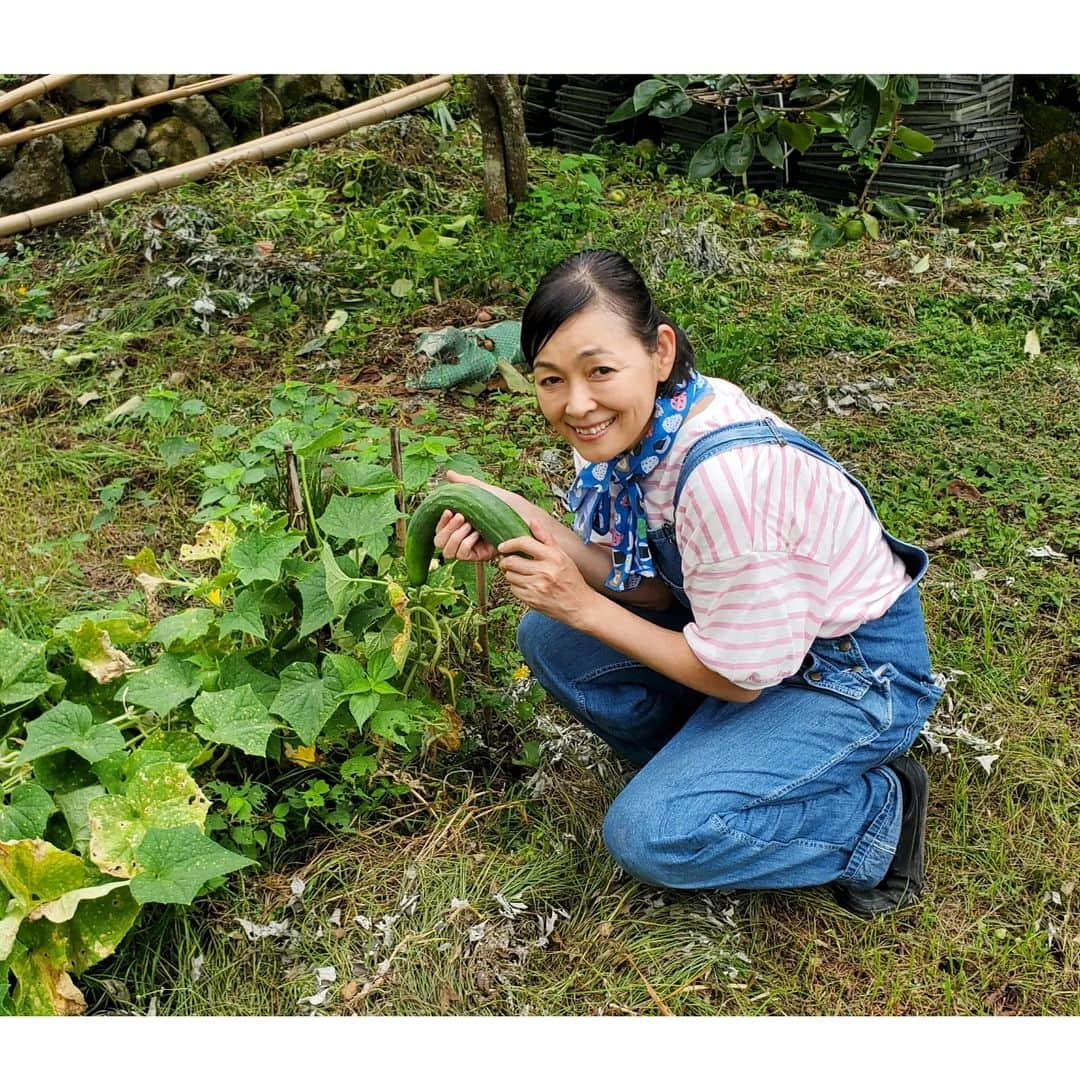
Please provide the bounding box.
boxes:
[673,417,879,519]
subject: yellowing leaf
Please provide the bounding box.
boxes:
[910,254,930,274]
[180,519,238,563]
[284,743,318,767]
[69,623,135,684]
[1024,328,1041,356]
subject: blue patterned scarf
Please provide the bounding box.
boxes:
[566,369,712,591]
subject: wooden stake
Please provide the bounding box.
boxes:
[389,423,407,552]
[0,74,259,151]
[284,440,307,534]
[0,75,452,238]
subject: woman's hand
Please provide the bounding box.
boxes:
[432,509,497,563]
[497,519,599,627]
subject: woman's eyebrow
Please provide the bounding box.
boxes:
[534,346,614,371]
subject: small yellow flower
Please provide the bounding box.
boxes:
[512,663,531,681]
[207,587,223,606]
[17,285,27,295]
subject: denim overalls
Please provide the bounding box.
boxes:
[516,418,943,893]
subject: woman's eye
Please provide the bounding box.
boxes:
[539,376,560,387]
[592,366,614,376]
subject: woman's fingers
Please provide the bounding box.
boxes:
[433,511,495,562]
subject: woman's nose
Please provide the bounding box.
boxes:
[564,379,596,418]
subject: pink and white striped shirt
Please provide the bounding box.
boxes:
[573,376,911,690]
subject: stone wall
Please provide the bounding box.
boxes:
[0,75,376,215]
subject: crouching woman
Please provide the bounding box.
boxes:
[434,250,943,916]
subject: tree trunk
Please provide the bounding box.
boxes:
[486,74,529,209]
[468,75,508,224]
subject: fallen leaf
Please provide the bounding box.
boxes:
[341,981,358,1002]
[103,395,143,424]
[910,254,930,274]
[77,391,101,407]
[496,357,532,394]
[253,241,274,258]
[323,309,348,335]
[946,479,984,502]
[1024,328,1041,356]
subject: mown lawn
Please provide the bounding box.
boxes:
[1,109,1078,1016]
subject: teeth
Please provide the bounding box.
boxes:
[573,418,614,436]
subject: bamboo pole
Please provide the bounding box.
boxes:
[0,74,81,115]
[0,74,259,151]
[0,75,453,239]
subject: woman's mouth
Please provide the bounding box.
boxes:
[569,417,616,440]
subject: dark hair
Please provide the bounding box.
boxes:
[520,249,696,398]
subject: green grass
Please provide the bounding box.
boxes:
[2,110,1078,1016]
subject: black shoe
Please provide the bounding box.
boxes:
[831,755,929,918]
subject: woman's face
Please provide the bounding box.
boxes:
[533,304,676,462]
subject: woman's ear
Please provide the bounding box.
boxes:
[655,323,677,382]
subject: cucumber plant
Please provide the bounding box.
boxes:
[0,381,510,1014]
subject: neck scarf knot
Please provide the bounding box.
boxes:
[566,369,711,590]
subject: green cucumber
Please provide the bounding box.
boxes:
[405,482,531,586]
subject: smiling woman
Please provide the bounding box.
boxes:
[433,249,944,919]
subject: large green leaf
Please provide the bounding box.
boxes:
[191,685,277,757]
[316,491,401,547]
[54,785,105,856]
[87,762,209,878]
[895,125,935,154]
[147,607,217,649]
[330,460,397,493]
[894,75,920,105]
[297,562,334,636]
[842,77,879,151]
[217,591,267,641]
[723,132,755,176]
[0,784,55,842]
[30,751,97,796]
[632,78,665,112]
[649,87,692,119]
[226,531,304,585]
[320,544,368,617]
[777,118,815,153]
[16,702,125,765]
[117,652,202,716]
[269,662,342,746]
[689,133,729,178]
[130,825,253,905]
[757,132,786,169]
[0,629,62,707]
[217,654,280,710]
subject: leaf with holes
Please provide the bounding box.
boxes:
[67,621,135,684]
[130,825,253,905]
[117,652,202,717]
[87,762,210,878]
